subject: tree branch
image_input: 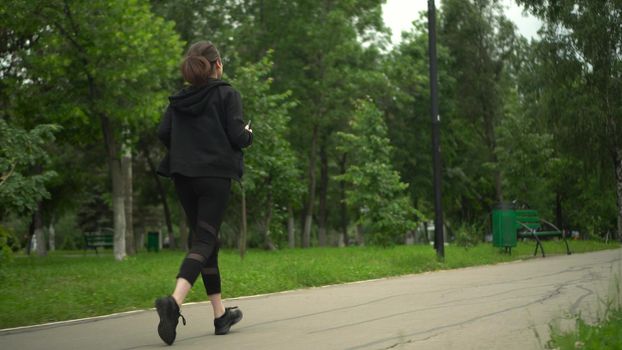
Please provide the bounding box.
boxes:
[0,163,16,187]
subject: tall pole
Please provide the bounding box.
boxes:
[428,0,445,259]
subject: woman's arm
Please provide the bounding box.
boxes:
[157,107,173,149]
[225,90,253,149]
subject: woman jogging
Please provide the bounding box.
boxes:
[155,40,253,346]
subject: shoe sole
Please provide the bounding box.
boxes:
[215,311,243,335]
[155,298,176,345]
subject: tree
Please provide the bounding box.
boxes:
[231,0,388,247]
[3,0,183,259]
[149,0,235,54]
[0,120,58,218]
[516,0,622,239]
[381,16,450,228]
[229,54,301,251]
[441,0,521,204]
[336,100,418,246]
[0,120,59,256]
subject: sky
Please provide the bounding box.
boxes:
[382,0,543,45]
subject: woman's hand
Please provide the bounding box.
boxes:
[245,120,253,133]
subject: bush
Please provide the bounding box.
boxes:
[55,213,83,250]
[454,223,482,248]
[0,225,17,267]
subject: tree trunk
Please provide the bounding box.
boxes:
[263,183,277,251]
[318,144,328,246]
[100,114,126,261]
[122,146,135,255]
[356,223,364,246]
[555,192,563,230]
[299,202,307,244]
[33,202,46,257]
[287,204,295,248]
[339,153,348,247]
[27,216,34,255]
[111,162,126,260]
[48,216,56,252]
[485,118,503,203]
[494,167,503,203]
[239,182,248,258]
[615,149,622,241]
[145,151,175,249]
[303,125,319,248]
[478,46,503,203]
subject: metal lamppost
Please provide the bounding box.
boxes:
[427,0,445,259]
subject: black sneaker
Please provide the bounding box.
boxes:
[155,296,186,345]
[214,307,243,335]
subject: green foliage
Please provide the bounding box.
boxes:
[1,0,619,251]
[382,21,435,219]
[496,105,558,217]
[0,119,59,216]
[569,175,618,237]
[454,223,482,248]
[12,0,182,129]
[440,0,524,214]
[515,0,622,239]
[2,0,184,258]
[337,100,418,245]
[149,0,233,51]
[547,311,622,350]
[230,53,301,202]
[228,0,390,247]
[0,225,16,268]
[226,53,302,247]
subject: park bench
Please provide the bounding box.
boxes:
[514,209,571,257]
[83,229,113,254]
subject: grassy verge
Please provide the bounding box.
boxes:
[0,240,618,329]
[546,310,622,349]
[545,263,622,349]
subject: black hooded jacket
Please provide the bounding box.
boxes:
[157,79,253,180]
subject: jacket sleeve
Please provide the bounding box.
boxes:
[225,90,253,149]
[157,107,173,149]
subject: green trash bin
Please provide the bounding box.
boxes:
[147,231,160,252]
[492,203,517,253]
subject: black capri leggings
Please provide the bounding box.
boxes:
[173,175,231,296]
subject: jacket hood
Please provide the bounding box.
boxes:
[169,79,230,116]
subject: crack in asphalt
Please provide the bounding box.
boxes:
[344,284,567,350]
[369,261,619,350]
[237,259,608,333]
[307,268,601,336]
[569,285,595,315]
[374,266,618,350]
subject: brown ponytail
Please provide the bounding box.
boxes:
[181,41,221,86]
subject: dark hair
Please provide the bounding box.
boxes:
[181,41,220,86]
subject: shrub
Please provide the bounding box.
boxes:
[454,223,482,248]
[0,225,16,267]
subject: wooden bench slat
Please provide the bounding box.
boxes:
[84,231,114,254]
[518,231,562,237]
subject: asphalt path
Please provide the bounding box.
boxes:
[1,248,620,350]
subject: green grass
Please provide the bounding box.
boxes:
[0,240,618,329]
[546,310,622,349]
[545,269,622,350]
